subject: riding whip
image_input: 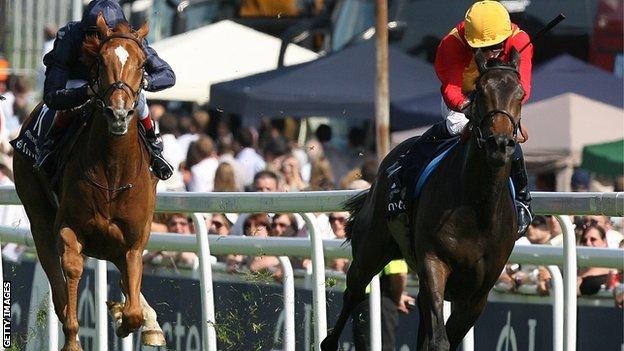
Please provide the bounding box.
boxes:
[518,13,566,53]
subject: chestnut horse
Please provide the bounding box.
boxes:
[322,50,523,351]
[13,15,165,351]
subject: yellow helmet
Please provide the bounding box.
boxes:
[464,1,512,48]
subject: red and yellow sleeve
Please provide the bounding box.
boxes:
[434,33,468,111]
[509,30,533,103]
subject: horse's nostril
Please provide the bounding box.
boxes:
[127,109,134,116]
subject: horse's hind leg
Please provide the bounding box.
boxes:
[321,227,394,350]
[59,227,84,351]
[14,155,68,322]
[416,255,450,351]
[108,290,166,346]
[445,294,488,350]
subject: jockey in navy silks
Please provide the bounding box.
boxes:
[38,0,175,180]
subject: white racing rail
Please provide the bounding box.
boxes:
[0,187,621,351]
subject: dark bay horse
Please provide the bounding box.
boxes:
[322,49,523,351]
[13,14,165,351]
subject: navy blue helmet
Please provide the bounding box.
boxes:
[82,0,127,31]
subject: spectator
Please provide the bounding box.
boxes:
[230,171,281,236]
[177,114,202,156]
[144,214,198,270]
[496,216,553,295]
[571,169,591,192]
[270,213,298,237]
[360,157,379,185]
[216,140,244,190]
[328,212,350,273]
[264,136,290,173]
[280,154,307,191]
[577,224,613,296]
[584,215,624,248]
[149,103,166,124]
[233,128,266,187]
[214,162,240,192]
[545,215,564,246]
[209,213,232,235]
[187,136,219,192]
[315,124,349,183]
[158,113,185,191]
[614,240,624,308]
[308,157,334,191]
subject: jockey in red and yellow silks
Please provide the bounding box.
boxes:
[435,21,533,113]
[388,1,535,236]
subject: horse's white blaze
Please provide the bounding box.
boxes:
[114,45,130,70]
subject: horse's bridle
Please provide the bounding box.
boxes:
[89,33,146,110]
[470,65,522,149]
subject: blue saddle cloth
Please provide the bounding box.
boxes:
[410,139,515,202]
[10,105,56,163]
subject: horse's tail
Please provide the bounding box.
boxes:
[343,189,370,242]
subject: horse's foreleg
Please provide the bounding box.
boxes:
[417,255,450,351]
[117,249,145,337]
[59,227,84,351]
[140,293,166,346]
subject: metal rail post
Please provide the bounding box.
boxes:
[95,259,108,351]
[556,215,576,351]
[299,213,326,350]
[548,265,564,351]
[48,285,58,351]
[278,257,295,351]
[191,213,217,351]
[369,275,382,351]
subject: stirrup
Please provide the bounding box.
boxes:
[516,200,532,236]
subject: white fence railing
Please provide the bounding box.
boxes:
[0,187,622,351]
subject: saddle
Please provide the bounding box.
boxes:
[386,135,459,218]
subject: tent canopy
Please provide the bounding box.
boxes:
[521,93,624,170]
[581,140,624,177]
[209,40,442,129]
[144,20,318,103]
[532,54,624,107]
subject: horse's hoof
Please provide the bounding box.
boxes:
[142,329,167,346]
[320,337,337,351]
[106,301,124,319]
[60,344,83,351]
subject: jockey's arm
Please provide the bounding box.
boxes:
[43,66,89,110]
[509,31,533,103]
[142,44,176,92]
[434,34,469,112]
[42,22,90,110]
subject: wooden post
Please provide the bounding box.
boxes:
[375,0,390,164]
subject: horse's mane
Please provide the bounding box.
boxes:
[81,21,135,66]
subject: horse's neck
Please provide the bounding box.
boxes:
[460,139,512,215]
[85,112,143,183]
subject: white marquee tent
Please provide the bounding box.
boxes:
[145,20,319,103]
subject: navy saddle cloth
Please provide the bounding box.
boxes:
[10,105,56,163]
[401,136,515,205]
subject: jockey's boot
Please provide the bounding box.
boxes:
[34,122,63,175]
[144,127,174,180]
[511,144,533,236]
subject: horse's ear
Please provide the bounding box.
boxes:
[135,21,149,42]
[96,12,112,38]
[509,47,520,70]
[475,49,488,74]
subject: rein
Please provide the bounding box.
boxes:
[470,65,522,149]
[89,33,146,110]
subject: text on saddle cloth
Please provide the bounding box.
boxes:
[10,105,57,162]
